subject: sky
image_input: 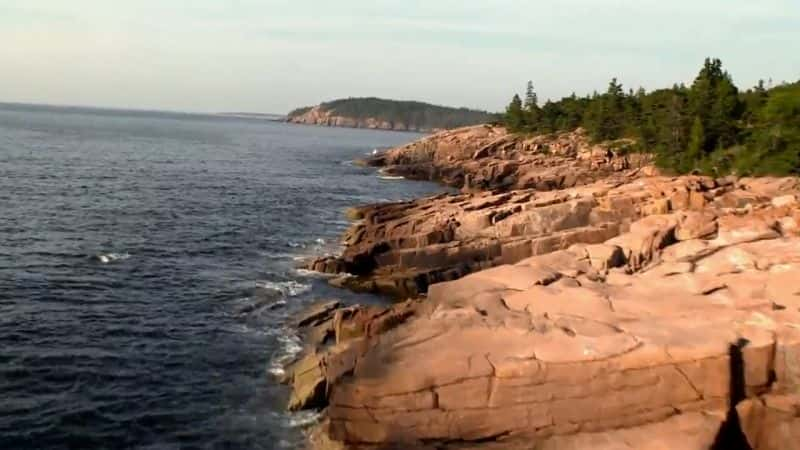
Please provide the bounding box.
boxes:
[1,0,799,114]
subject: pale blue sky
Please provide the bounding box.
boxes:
[1,0,798,113]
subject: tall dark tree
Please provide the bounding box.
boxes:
[586,78,626,141]
[524,81,538,111]
[505,94,525,131]
[688,58,741,153]
[685,116,705,172]
[523,81,541,130]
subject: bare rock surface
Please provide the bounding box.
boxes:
[286,125,800,448]
[307,125,798,298]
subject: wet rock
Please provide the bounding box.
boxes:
[294,300,342,328]
[282,300,420,415]
[287,353,327,411]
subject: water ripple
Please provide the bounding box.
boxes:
[0,104,442,449]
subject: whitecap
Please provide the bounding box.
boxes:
[268,332,304,378]
[293,268,323,277]
[286,410,321,428]
[378,175,405,180]
[255,280,311,297]
[91,252,131,264]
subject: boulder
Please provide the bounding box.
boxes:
[287,353,327,411]
[675,211,718,241]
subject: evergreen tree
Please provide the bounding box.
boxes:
[685,116,705,172]
[741,80,769,127]
[505,94,525,131]
[523,81,540,131]
[740,82,800,175]
[588,78,626,140]
[524,81,538,111]
[688,58,740,153]
[499,58,799,175]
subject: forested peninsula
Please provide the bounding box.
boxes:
[286,97,496,132]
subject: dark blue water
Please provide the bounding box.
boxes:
[0,104,442,449]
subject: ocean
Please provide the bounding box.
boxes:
[0,103,442,449]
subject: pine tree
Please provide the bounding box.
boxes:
[593,78,626,140]
[524,81,538,111]
[685,116,705,171]
[499,58,797,176]
[523,81,540,131]
[688,58,741,154]
[505,94,525,131]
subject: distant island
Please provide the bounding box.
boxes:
[286,97,497,132]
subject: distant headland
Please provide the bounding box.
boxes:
[285,97,497,132]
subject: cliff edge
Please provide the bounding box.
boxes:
[285,124,800,450]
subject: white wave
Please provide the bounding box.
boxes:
[255,280,311,297]
[314,238,326,245]
[268,332,304,378]
[286,241,304,248]
[293,268,323,277]
[378,175,405,180]
[92,252,131,263]
[286,410,322,428]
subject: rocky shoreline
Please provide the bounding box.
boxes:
[283,124,800,449]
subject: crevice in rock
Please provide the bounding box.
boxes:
[672,364,703,400]
[710,338,753,450]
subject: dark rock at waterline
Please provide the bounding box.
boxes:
[281,299,420,413]
[293,300,341,328]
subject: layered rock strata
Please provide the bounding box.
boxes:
[286,124,800,449]
[363,124,649,190]
[289,199,800,449]
[309,130,795,299]
[307,125,662,297]
[287,105,444,132]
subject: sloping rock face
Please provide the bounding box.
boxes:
[292,200,800,449]
[307,125,668,297]
[363,124,650,190]
[307,171,799,299]
[287,105,433,132]
[290,125,800,449]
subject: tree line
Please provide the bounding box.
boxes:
[504,58,800,176]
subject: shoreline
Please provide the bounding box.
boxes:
[284,119,436,134]
[283,124,800,449]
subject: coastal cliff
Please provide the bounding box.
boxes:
[286,98,496,133]
[284,125,800,449]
